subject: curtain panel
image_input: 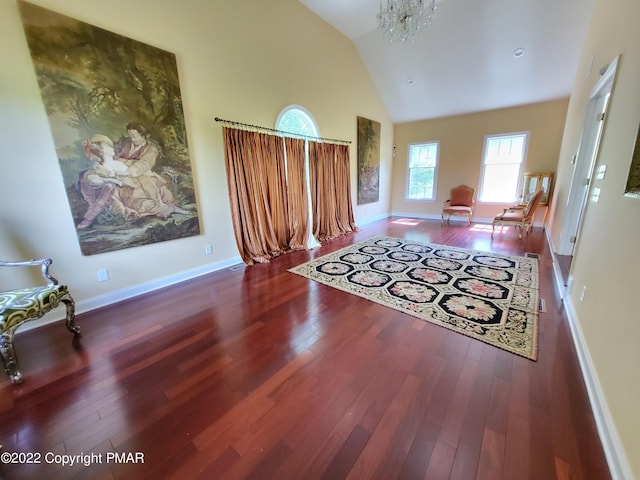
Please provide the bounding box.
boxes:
[309,142,357,242]
[223,128,307,264]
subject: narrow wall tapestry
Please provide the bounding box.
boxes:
[19,1,200,255]
[357,116,380,204]
[624,124,640,198]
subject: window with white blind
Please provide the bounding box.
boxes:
[406,142,439,200]
[478,132,529,203]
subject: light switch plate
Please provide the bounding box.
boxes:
[97,269,110,282]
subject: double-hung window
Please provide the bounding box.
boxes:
[478,132,529,203]
[406,142,439,200]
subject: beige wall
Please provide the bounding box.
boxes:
[547,0,640,477]
[0,0,392,298]
[391,99,569,222]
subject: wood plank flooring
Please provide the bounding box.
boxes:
[0,218,611,479]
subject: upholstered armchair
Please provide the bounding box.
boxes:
[441,185,475,226]
[0,258,80,383]
[491,188,545,238]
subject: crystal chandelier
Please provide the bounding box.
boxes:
[377,0,438,43]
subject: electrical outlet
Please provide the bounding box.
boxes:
[97,268,110,282]
[205,244,213,255]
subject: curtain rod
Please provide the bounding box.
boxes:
[214,117,351,145]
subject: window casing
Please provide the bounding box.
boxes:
[406,142,439,201]
[478,132,529,203]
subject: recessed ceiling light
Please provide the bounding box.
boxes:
[513,48,525,58]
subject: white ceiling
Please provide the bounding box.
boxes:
[300,0,597,123]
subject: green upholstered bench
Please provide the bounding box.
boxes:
[0,259,80,383]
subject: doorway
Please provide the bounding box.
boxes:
[556,56,619,287]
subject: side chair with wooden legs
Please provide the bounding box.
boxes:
[491,187,545,239]
[441,185,475,226]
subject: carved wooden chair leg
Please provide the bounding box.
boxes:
[1,258,80,383]
[0,331,22,384]
[62,295,81,336]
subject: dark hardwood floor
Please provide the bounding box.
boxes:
[0,218,611,479]
[555,253,573,287]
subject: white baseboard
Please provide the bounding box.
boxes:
[546,229,568,301]
[547,233,634,480]
[356,212,391,226]
[390,211,441,221]
[390,211,491,223]
[16,255,243,334]
[561,298,634,480]
[390,211,546,227]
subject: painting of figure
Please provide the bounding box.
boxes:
[19,1,200,255]
[357,116,380,205]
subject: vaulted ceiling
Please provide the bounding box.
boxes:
[300,0,597,123]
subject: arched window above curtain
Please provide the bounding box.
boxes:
[276,105,319,138]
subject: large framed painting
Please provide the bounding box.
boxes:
[624,124,640,198]
[357,116,380,205]
[19,1,200,255]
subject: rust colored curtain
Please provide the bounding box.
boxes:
[223,128,307,264]
[309,142,357,242]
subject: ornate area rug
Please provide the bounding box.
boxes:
[289,236,539,360]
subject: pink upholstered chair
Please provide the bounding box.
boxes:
[441,185,475,226]
[491,187,545,238]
